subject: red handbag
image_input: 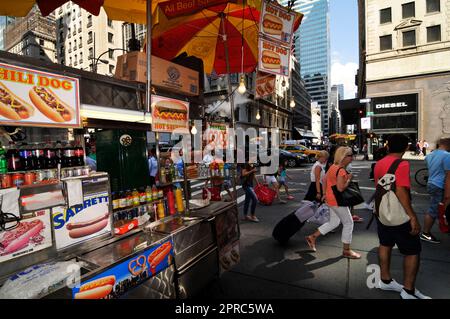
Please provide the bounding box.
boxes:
[203,187,221,201]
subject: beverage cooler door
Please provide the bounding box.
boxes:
[96,129,150,193]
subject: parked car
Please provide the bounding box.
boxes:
[256,149,308,168]
[280,144,321,162]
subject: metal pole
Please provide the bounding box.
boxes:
[220,13,237,200]
[146,0,152,114]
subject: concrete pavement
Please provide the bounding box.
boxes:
[199,160,450,299]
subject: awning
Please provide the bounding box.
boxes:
[295,128,317,139]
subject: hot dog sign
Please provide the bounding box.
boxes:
[260,1,297,45]
[72,240,173,299]
[53,192,111,250]
[258,38,291,76]
[0,63,80,128]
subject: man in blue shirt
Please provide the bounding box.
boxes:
[420,137,450,243]
[148,148,158,186]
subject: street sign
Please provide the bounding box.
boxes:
[361,117,371,130]
[367,111,374,116]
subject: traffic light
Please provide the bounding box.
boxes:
[358,107,365,117]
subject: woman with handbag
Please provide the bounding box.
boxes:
[305,146,362,259]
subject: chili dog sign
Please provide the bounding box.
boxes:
[0,63,80,128]
[255,72,276,99]
[72,240,173,299]
[52,192,111,250]
[258,38,290,76]
[260,1,296,45]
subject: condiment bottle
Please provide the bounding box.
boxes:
[145,185,152,203]
[139,187,147,205]
[112,192,120,211]
[126,190,133,208]
[132,188,140,206]
[175,187,184,213]
[167,188,176,215]
[157,201,165,219]
[118,191,127,209]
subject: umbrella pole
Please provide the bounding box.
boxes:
[220,13,238,200]
[146,0,152,115]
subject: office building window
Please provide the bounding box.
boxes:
[109,65,115,74]
[402,2,415,19]
[108,33,114,43]
[380,35,392,51]
[108,49,114,59]
[426,0,440,13]
[40,48,45,56]
[427,25,441,42]
[88,47,93,59]
[403,30,416,47]
[380,8,392,24]
[107,19,113,27]
[39,39,44,46]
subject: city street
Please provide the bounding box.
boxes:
[197,159,450,299]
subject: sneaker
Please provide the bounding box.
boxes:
[250,216,260,223]
[400,289,432,299]
[363,202,374,211]
[242,216,253,222]
[419,232,441,244]
[377,279,403,292]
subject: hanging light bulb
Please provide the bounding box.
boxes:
[256,110,261,120]
[290,97,296,108]
[191,123,197,135]
[238,75,246,94]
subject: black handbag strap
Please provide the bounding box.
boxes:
[387,159,404,175]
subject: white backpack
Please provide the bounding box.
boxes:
[374,159,410,226]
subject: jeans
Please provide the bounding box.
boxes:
[427,183,443,219]
[318,206,354,244]
[243,185,258,216]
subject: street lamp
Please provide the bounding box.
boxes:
[92,48,128,73]
[290,97,295,108]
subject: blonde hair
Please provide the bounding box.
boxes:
[333,146,352,165]
[315,150,330,160]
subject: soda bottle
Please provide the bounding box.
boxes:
[44,141,57,169]
[32,143,45,170]
[74,142,84,166]
[19,143,33,171]
[64,141,75,167]
[6,141,22,172]
[118,191,127,209]
[0,146,7,174]
[139,187,147,205]
[160,166,166,184]
[170,164,176,181]
[145,186,152,203]
[132,188,140,206]
[126,190,133,208]
[55,141,64,167]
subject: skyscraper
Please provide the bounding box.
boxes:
[281,0,331,136]
[0,16,15,50]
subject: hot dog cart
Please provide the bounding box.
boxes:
[0,52,240,299]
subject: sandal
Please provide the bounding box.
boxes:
[305,236,317,252]
[343,249,361,259]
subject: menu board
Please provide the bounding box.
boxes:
[205,122,229,149]
[0,210,53,263]
[151,95,190,133]
[258,38,291,76]
[260,1,297,45]
[52,191,111,250]
[0,63,80,127]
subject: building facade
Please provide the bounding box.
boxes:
[329,85,342,134]
[311,102,322,143]
[122,23,146,51]
[282,0,331,136]
[365,0,450,147]
[0,16,15,50]
[55,2,123,75]
[3,7,56,63]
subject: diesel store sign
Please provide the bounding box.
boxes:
[372,94,418,114]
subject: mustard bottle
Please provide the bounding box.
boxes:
[175,187,184,213]
[157,200,165,219]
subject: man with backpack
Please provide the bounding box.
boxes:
[373,134,430,299]
[420,137,450,244]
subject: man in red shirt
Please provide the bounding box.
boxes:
[373,134,430,299]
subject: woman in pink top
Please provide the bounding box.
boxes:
[305,146,361,259]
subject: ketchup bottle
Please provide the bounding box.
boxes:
[167,188,176,215]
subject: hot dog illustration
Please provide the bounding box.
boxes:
[66,213,109,239]
[0,82,34,120]
[261,50,281,70]
[153,100,188,127]
[0,220,44,255]
[256,85,265,97]
[29,86,75,122]
[263,14,283,36]
[74,275,116,299]
[147,241,172,275]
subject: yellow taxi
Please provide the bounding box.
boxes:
[280,144,322,162]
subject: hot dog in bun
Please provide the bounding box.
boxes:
[261,50,281,70]
[29,86,75,122]
[74,275,116,299]
[153,100,188,127]
[263,14,283,36]
[0,82,34,120]
[66,213,109,239]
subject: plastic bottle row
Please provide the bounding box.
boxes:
[0,140,85,173]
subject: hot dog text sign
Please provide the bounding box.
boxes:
[72,240,174,299]
[260,1,297,45]
[53,192,111,250]
[0,63,80,128]
[258,39,291,76]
